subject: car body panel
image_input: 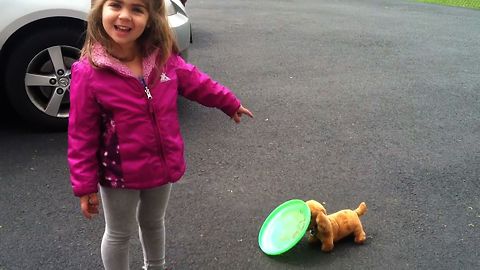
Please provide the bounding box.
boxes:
[0,1,90,49]
[169,13,190,52]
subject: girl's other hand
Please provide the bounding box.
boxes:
[80,193,99,219]
[232,105,253,123]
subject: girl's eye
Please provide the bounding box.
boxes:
[132,7,145,13]
[109,3,121,9]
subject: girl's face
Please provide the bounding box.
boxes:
[102,0,149,52]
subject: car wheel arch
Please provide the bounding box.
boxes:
[0,17,85,65]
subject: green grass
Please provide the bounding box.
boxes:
[416,0,480,9]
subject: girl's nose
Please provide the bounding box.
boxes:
[118,8,132,21]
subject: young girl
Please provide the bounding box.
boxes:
[67,0,253,269]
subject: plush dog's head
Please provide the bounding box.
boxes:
[305,200,327,236]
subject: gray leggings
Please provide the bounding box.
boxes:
[99,184,172,270]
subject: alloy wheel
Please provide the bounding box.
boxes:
[24,45,80,118]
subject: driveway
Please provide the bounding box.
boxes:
[0,0,479,269]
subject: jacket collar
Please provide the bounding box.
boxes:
[91,43,158,79]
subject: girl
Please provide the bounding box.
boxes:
[67,0,253,269]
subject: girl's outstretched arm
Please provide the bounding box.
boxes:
[173,55,241,117]
[232,105,254,123]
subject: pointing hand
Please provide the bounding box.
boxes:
[232,105,253,123]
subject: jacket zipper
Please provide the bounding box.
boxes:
[143,79,153,99]
[139,78,169,178]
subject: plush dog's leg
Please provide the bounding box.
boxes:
[307,225,320,244]
[307,233,320,244]
[353,223,367,244]
[321,237,334,252]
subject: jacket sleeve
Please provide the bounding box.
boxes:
[68,62,101,197]
[173,55,241,117]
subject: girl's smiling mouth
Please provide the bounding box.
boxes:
[114,25,132,32]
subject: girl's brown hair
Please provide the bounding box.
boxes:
[81,0,179,68]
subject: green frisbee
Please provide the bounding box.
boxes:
[258,199,311,255]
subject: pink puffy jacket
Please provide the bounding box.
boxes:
[68,45,240,197]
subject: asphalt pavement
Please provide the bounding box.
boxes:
[1,0,479,269]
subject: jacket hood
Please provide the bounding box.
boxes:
[91,43,158,79]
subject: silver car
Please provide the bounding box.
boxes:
[0,0,191,129]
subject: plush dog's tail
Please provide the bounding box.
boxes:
[355,202,367,216]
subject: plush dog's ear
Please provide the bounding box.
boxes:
[315,210,329,233]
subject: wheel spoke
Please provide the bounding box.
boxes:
[47,46,66,74]
[25,73,57,87]
[45,91,64,116]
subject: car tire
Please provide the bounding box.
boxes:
[4,25,84,130]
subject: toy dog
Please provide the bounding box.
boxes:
[305,200,367,252]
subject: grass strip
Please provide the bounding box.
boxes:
[416,0,480,9]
